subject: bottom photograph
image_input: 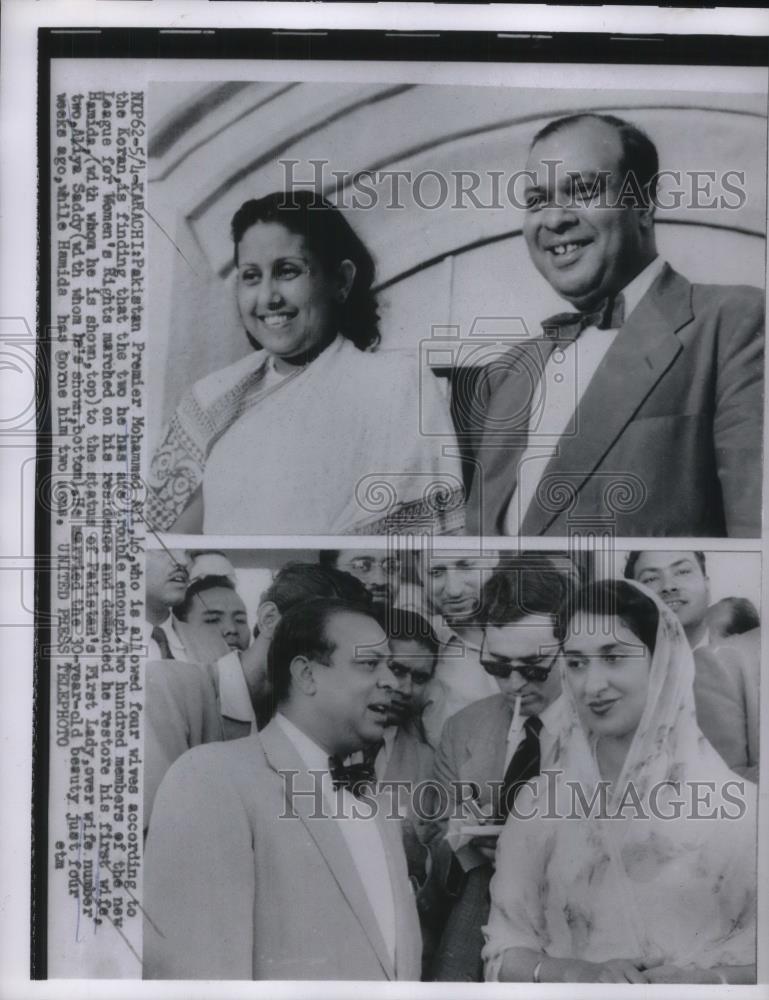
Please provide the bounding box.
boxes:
[143,544,759,984]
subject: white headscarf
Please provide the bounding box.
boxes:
[483,580,757,975]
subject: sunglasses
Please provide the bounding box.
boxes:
[481,649,559,683]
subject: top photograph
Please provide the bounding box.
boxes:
[145,79,766,538]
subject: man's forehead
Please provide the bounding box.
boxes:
[484,615,555,656]
[526,119,624,176]
[193,588,246,612]
[390,637,434,657]
[338,549,381,563]
[635,550,701,574]
[422,554,488,570]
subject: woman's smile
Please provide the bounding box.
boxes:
[236,221,336,359]
[259,311,298,329]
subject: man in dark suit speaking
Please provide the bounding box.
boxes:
[467,112,763,537]
[143,598,421,980]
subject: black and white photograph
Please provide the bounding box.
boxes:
[1,3,767,998]
[145,76,765,537]
[140,543,760,983]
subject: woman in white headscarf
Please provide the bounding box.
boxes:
[482,579,756,985]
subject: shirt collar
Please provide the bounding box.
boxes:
[621,255,667,320]
[432,614,483,652]
[217,650,257,727]
[160,617,187,657]
[553,256,666,329]
[275,712,332,773]
[691,627,711,652]
[506,694,563,744]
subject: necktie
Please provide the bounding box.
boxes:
[499,715,542,817]
[151,624,174,660]
[541,293,625,340]
[329,746,379,798]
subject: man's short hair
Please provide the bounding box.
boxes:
[318,550,340,569]
[624,551,707,580]
[174,575,236,622]
[383,608,439,668]
[261,561,370,613]
[480,554,574,627]
[710,596,760,637]
[268,598,374,703]
[531,112,660,205]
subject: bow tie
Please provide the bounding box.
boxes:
[541,293,625,340]
[329,754,378,797]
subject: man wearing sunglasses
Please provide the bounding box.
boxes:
[427,557,571,981]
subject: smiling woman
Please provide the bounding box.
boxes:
[145,191,463,535]
[482,579,757,985]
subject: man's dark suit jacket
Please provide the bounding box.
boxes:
[466,264,763,536]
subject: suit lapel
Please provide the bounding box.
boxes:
[477,338,563,533]
[259,721,395,979]
[521,265,692,535]
[465,698,512,789]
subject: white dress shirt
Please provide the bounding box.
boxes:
[504,256,668,534]
[374,725,399,781]
[146,615,188,661]
[216,650,257,732]
[503,694,563,771]
[274,713,397,965]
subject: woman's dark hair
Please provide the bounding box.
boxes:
[558,579,659,656]
[231,190,381,351]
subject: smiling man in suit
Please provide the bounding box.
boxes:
[468,112,763,537]
[143,597,421,981]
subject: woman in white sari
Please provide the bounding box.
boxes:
[147,191,463,535]
[483,579,756,985]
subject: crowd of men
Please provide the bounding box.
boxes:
[141,543,759,980]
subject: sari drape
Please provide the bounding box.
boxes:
[147,336,465,534]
